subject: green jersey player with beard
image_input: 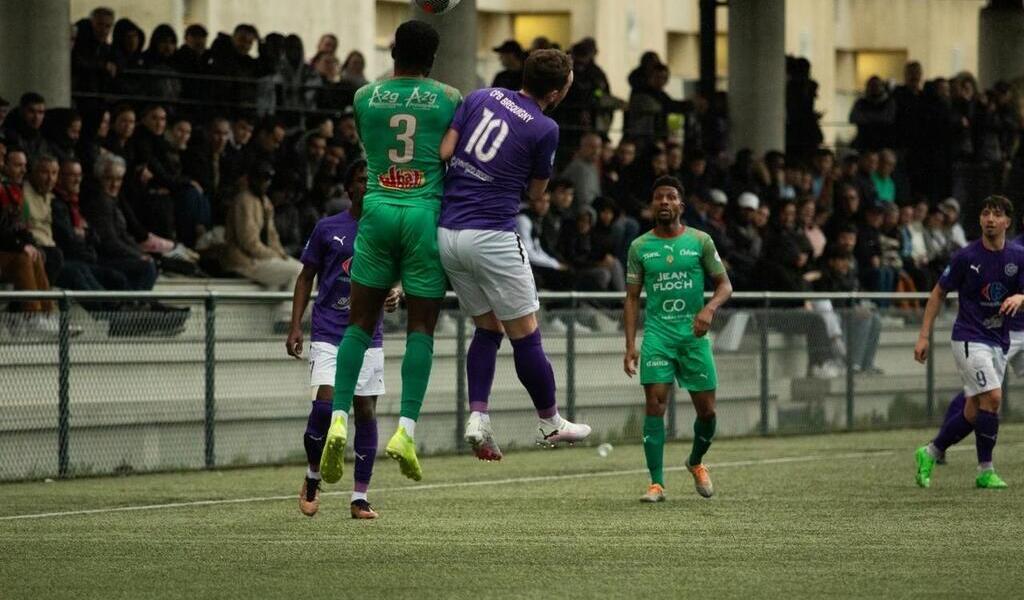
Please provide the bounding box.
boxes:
[623,176,732,503]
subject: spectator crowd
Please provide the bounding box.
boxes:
[1,6,1022,347]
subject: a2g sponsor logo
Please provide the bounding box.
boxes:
[662,299,687,312]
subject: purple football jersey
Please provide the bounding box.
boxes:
[439,88,559,232]
[939,239,1024,350]
[300,211,384,347]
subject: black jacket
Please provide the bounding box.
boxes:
[82,191,145,260]
[51,191,99,264]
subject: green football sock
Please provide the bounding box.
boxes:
[332,324,373,413]
[688,415,716,466]
[400,332,435,421]
[643,414,666,486]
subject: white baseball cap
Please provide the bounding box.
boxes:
[738,192,760,210]
[709,188,728,206]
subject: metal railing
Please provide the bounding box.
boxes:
[0,289,994,482]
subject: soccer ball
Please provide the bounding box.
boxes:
[412,0,462,15]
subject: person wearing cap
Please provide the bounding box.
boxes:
[223,161,301,327]
[726,191,763,289]
[939,197,968,250]
[491,39,525,90]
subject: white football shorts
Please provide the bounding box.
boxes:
[951,340,1006,398]
[438,227,540,321]
[308,342,385,397]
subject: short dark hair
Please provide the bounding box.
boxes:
[91,7,114,19]
[306,133,327,147]
[234,24,259,38]
[19,92,45,108]
[255,117,284,135]
[548,178,574,192]
[392,20,440,75]
[140,104,165,118]
[185,24,208,39]
[980,194,1013,217]
[344,159,368,189]
[522,49,572,98]
[651,175,684,199]
[111,103,134,119]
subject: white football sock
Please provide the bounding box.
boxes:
[306,468,321,480]
[399,416,416,438]
[351,491,368,502]
[540,414,564,429]
[471,411,490,425]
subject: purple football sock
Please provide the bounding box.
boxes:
[303,400,331,468]
[511,329,558,419]
[353,418,377,491]
[975,409,999,465]
[943,392,967,426]
[468,328,503,413]
[932,409,974,452]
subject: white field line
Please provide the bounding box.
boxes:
[0,449,908,522]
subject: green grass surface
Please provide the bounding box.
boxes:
[2,426,1023,599]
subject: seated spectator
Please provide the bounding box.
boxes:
[591,196,627,291]
[241,117,286,174]
[850,76,896,152]
[809,148,835,207]
[899,202,932,292]
[103,104,136,163]
[558,132,603,207]
[938,197,968,250]
[2,93,53,160]
[0,160,61,336]
[799,197,826,260]
[558,206,622,291]
[292,133,326,194]
[22,155,64,283]
[310,51,355,111]
[543,179,575,255]
[726,192,763,289]
[42,109,82,165]
[922,206,953,281]
[814,247,883,375]
[825,183,862,239]
[340,50,369,88]
[855,203,896,299]
[603,140,645,224]
[680,150,711,203]
[516,190,572,290]
[76,107,108,177]
[335,112,363,164]
[872,149,909,204]
[853,150,880,206]
[51,158,132,294]
[182,116,235,227]
[222,162,301,326]
[704,188,740,281]
[131,104,211,247]
[83,155,159,290]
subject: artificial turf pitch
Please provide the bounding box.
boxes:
[2,425,1023,599]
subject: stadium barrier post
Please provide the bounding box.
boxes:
[758,295,770,436]
[566,294,577,422]
[925,325,935,420]
[57,294,71,479]
[455,313,467,452]
[844,296,855,431]
[204,295,216,469]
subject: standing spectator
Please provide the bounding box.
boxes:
[340,51,369,88]
[552,38,614,158]
[312,34,338,61]
[208,25,260,113]
[785,56,823,163]
[849,76,896,152]
[71,7,115,99]
[627,52,662,94]
[110,19,146,97]
[22,155,64,283]
[625,63,688,152]
[277,35,318,127]
[142,24,182,102]
[3,93,53,160]
[172,24,209,103]
[222,162,300,327]
[892,61,925,154]
[490,40,525,90]
[558,132,603,207]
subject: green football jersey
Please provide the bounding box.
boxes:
[626,227,726,345]
[353,77,462,209]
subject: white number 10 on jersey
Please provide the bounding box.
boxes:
[463,108,509,163]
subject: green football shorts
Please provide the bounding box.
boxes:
[639,335,718,392]
[351,202,447,298]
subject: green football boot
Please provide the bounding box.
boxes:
[385,426,422,481]
[976,469,1008,489]
[915,446,936,488]
[318,416,348,484]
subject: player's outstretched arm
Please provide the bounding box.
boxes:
[439,128,459,162]
[915,283,947,364]
[286,264,317,359]
[694,273,733,338]
[623,283,643,377]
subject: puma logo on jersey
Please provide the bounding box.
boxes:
[970,264,981,274]
[332,236,346,246]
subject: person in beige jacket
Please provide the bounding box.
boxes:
[22,154,63,283]
[223,161,301,324]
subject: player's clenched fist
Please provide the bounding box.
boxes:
[624,347,639,377]
[914,336,929,364]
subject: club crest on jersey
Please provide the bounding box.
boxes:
[378,165,426,190]
[1006,263,1018,277]
[666,254,674,264]
[981,282,1008,304]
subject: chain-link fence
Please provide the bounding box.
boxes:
[2,289,1012,481]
